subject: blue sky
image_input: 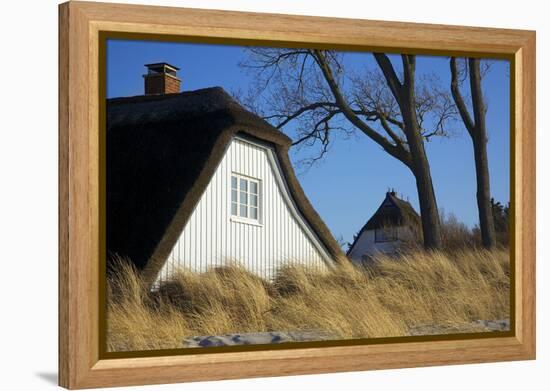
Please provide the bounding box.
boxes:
[107,39,510,245]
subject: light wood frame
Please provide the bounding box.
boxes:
[59,1,536,389]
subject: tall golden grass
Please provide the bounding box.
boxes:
[107,248,509,352]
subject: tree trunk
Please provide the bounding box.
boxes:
[469,58,497,248]
[401,92,443,250]
[472,134,496,248]
[409,136,442,249]
[374,54,443,250]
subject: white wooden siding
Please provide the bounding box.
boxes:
[155,136,331,283]
[348,226,412,263]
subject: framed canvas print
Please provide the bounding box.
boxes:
[58,1,536,389]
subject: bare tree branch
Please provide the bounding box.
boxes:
[240,47,453,170]
[373,53,403,105]
[378,113,406,146]
[450,57,475,136]
[273,101,338,128]
[311,50,412,165]
[469,58,488,142]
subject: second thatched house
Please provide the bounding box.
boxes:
[107,63,345,285]
[347,191,420,263]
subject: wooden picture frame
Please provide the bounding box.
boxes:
[58,1,536,389]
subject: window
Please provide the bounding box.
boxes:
[231,174,260,222]
[375,226,398,242]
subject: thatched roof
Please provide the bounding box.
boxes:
[346,192,420,255]
[107,87,345,284]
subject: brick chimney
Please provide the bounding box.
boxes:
[143,63,181,95]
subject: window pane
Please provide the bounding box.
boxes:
[240,204,248,218]
[240,178,248,192]
[250,207,258,220]
[230,175,261,221]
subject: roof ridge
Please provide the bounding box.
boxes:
[388,192,416,210]
[107,86,227,104]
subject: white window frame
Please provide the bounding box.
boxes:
[230,172,262,226]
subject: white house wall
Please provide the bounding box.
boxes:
[155,137,330,283]
[348,227,410,263]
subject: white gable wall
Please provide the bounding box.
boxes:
[348,227,412,264]
[155,136,331,283]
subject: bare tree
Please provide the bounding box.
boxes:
[241,48,457,250]
[450,57,497,249]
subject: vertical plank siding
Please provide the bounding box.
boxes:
[347,227,412,263]
[156,137,330,283]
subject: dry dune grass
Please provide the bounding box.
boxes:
[107,248,509,352]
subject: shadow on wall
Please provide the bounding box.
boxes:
[35,372,57,386]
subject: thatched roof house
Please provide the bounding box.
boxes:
[107,74,344,284]
[347,191,420,263]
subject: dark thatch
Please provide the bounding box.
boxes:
[346,192,420,256]
[107,87,345,285]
